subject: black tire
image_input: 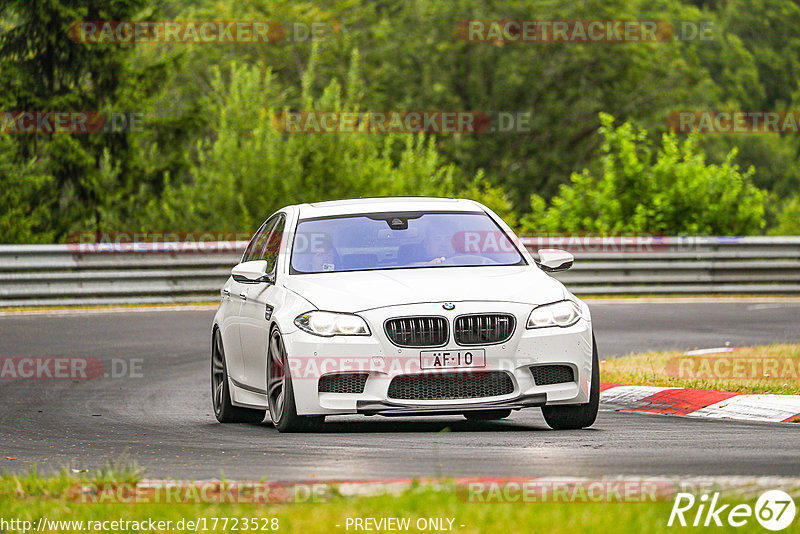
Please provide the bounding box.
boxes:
[541,333,600,430]
[267,328,325,433]
[212,329,266,424]
[463,409,512,421]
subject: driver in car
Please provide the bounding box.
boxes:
[411,229,455,265]
[309,234,339,272]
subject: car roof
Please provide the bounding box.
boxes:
[294,197,485,219]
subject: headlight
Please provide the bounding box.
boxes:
[294,311,371,337]
[526,300,582,329]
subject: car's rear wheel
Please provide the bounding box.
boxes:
[463,409,512,421]
[212,329,266,423]
[541,333,600,430]
[267,328,325,433]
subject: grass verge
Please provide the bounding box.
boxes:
[601,344,800,395]
[2,469,798,534]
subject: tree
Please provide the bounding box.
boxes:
[521,114,766,235]
[0,135,54,243]
[768,196,800,235]
[0,0,159,238]
[132,52,478,232]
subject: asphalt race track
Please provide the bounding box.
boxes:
[1,300,798,480]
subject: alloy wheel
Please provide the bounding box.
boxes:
[267,330,287,422]
[211,331,226,416]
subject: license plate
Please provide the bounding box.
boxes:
[420,349,486,369]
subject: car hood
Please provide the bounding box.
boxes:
[284,265,566,313]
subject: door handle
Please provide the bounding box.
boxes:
[239,291,248,301]
[222,288,230,296]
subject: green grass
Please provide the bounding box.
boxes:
[3,470,798,533]
[602,344,800,395]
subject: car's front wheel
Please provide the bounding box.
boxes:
[541,333,600,430]
[267,328,325,433]
[212,329,266,423]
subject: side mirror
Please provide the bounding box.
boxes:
[232,260,274,284]
[536,249,574,272]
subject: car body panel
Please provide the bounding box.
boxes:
[284,265,566,313]
[286,302,593,415]
[212,197,595,418]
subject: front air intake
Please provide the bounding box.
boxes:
[387,371,514,400]
[318,372,369,394]
[530,365,575,386]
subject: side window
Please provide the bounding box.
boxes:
[260,215,286,274]
[242,217,277,263]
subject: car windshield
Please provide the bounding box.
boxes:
[290,211,525,274]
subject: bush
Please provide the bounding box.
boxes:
[134,49,488,233]
[768,196,800,235]
[520,113,766,236]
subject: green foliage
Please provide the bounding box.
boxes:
[301,0,717,209]
[132,53,468,232]
[521,114,766,236]
[0,0,165,239]
[0,135,55,243]
[460,174,518,229]
[720,0,800,110]
[691,0,800,198]
[3,0,800,241]
[768,196,800,235]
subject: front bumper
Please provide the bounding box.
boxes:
[355,393,547,416]
[285,301,593,416]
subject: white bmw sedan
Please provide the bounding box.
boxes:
[212,197,598,432]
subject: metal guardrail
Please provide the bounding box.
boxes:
[0,237,798,307]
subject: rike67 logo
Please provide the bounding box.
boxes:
[668,490,796,531]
